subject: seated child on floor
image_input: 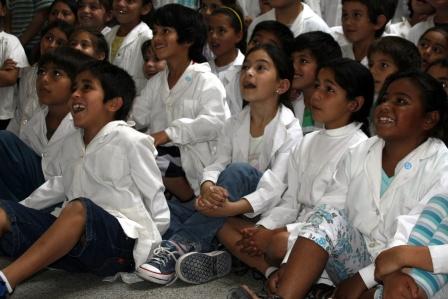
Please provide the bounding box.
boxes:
[0,60,170,297]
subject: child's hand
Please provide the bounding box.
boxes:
[150,131,170,146]
[333,273,367,299]
[199,184,228,209]
[237,226,273,256]
[266,266,283,295]
[382,271,421,299]
[375,245,407,282]
[1,59,17,71]
[196,197,234,217]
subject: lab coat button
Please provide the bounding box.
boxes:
[376,209,380,216]
[369,242,376,248]
[22,119,27,125]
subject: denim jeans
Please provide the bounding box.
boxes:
[0,131,44,202]
[0,198,135,276]
[164,162,263,252]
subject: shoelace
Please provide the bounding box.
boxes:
[151,246,179,268]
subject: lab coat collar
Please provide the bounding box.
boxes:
[323,122,362,137]
[81,120,130,148]
[108,22,150,52]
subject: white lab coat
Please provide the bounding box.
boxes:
[247,3,330,41]
[330,26,368,66]
[21,121,170,268]
[237,0,260,19]
[385,17,412,38]
[318,136,448,288]
[105,22,152,93]
[202,105,303,217]
[0,31,29,119]
[304,0,341,27]
[257,122,367,230]
[20,107,76,179]
[407,15,435,45]
[7,64,39,136]
[209,49,244,116]
[130,62,228,196]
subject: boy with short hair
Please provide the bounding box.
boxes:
[331,0,397,65]
[0,60,169,297]
[246,0,330,42]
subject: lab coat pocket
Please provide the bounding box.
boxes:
[87,145,129,184]
[182,99,197,118]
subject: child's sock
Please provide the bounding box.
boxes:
[0,271,13,294]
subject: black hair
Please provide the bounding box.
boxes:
[419,25,448,44]
[153,4,207,63]
[292,31,342,68]
[77,61,136,120]
[249,21,294,56]
[49,0,78,18]
[0,0,5,7]
[377,70,448,143]
[211,6,247,53]
[141,39,152,60]
[78,0,111,12]
[368,36,421,70]
[38,46,94,82]
[318,58,374,135]
[70,27,109,61]
[341,0,398,37]
[243,44,294,111]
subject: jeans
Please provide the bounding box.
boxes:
[0,131,44,202]
[163,162,263,252]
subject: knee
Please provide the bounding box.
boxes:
[221,163,254,178]
[265,231,288,266]
[60,199,87,223]
[0,207,11,235]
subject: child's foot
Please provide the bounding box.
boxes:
[137,240,184,285]
[176,250,232,284]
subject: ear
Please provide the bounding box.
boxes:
[235,30,244,44]
[276,79,290,95]
[423,111,440,131]
[95,51,106,61]
[106,97,123,113]
[374,14,387,31]
[348,96,365,112]
[141,2,152,16]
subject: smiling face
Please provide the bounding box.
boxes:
[418,30,448,70]
[368,52,399,93]
[152,25,189,62]
[291,49,318,92]
[78,0,111,31]
[142,44,166,79]
[374,78,430,142]
[36,63,72,106]
[342,1,377,44]
[49,1,76,25]
[112,0,148,27]
[69,31,103,59]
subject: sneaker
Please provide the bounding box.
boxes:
[176,250,232,284]
[137,240,183,285]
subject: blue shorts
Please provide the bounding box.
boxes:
[0,198,135,276]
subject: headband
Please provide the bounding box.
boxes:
[221,6,243,32]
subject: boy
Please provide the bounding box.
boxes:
[246,0,330,42]
[0,0,29,129]
[104,0,152,92]
[368,36,421,96]
[0,60,169,297]
[407,0,448,44]
[77,0,113,35]
[331,0,396,65]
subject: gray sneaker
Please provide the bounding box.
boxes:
[175,250,232,284]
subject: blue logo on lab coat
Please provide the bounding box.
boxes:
[404,162,412,170]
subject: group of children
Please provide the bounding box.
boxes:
[0,0,448,299]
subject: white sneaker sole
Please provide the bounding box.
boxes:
[136,264,174,285]
[175,251,232,284]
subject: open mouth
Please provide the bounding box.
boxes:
[243,82,256,89]
[72,103,86,114]
[376,116,394,124]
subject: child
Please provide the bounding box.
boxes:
[138,43,302,286]
[247,21,294,54]
[417,26,448,70]
[427,58,448,95]
[48,0,78,25]
[368,36,421,95]
[0,47,93,203]
[0,60,170,297]
[208,6,245,115]
[386,0,435,38]
[289,31,342,134]
[77,0,113,35]
[69,27,109,60]
[331,0,395,65]
[264,70,448,299]
[141,39,166,79]
[104,0,152,92]
[220,58,373,290]
[407,0,448,44]
[0,0,29,130]
[7,21,74,137]
[246,0,330,41]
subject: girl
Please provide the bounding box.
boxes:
[8,21,74,137]
[77,0,113,34]
[131,4,228,285]
[104,0,152,92]
[246,21,294,54]
[427,58,448,95]
[48,0,78,25]
[264,70,448,299]
[69,27,109,60]
[171,44,303,286]
[224,58,373,285]
[417,26,448,71]
[141,39,166,79]
[208,6,246,115]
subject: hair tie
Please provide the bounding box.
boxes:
[222,6,243,32]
